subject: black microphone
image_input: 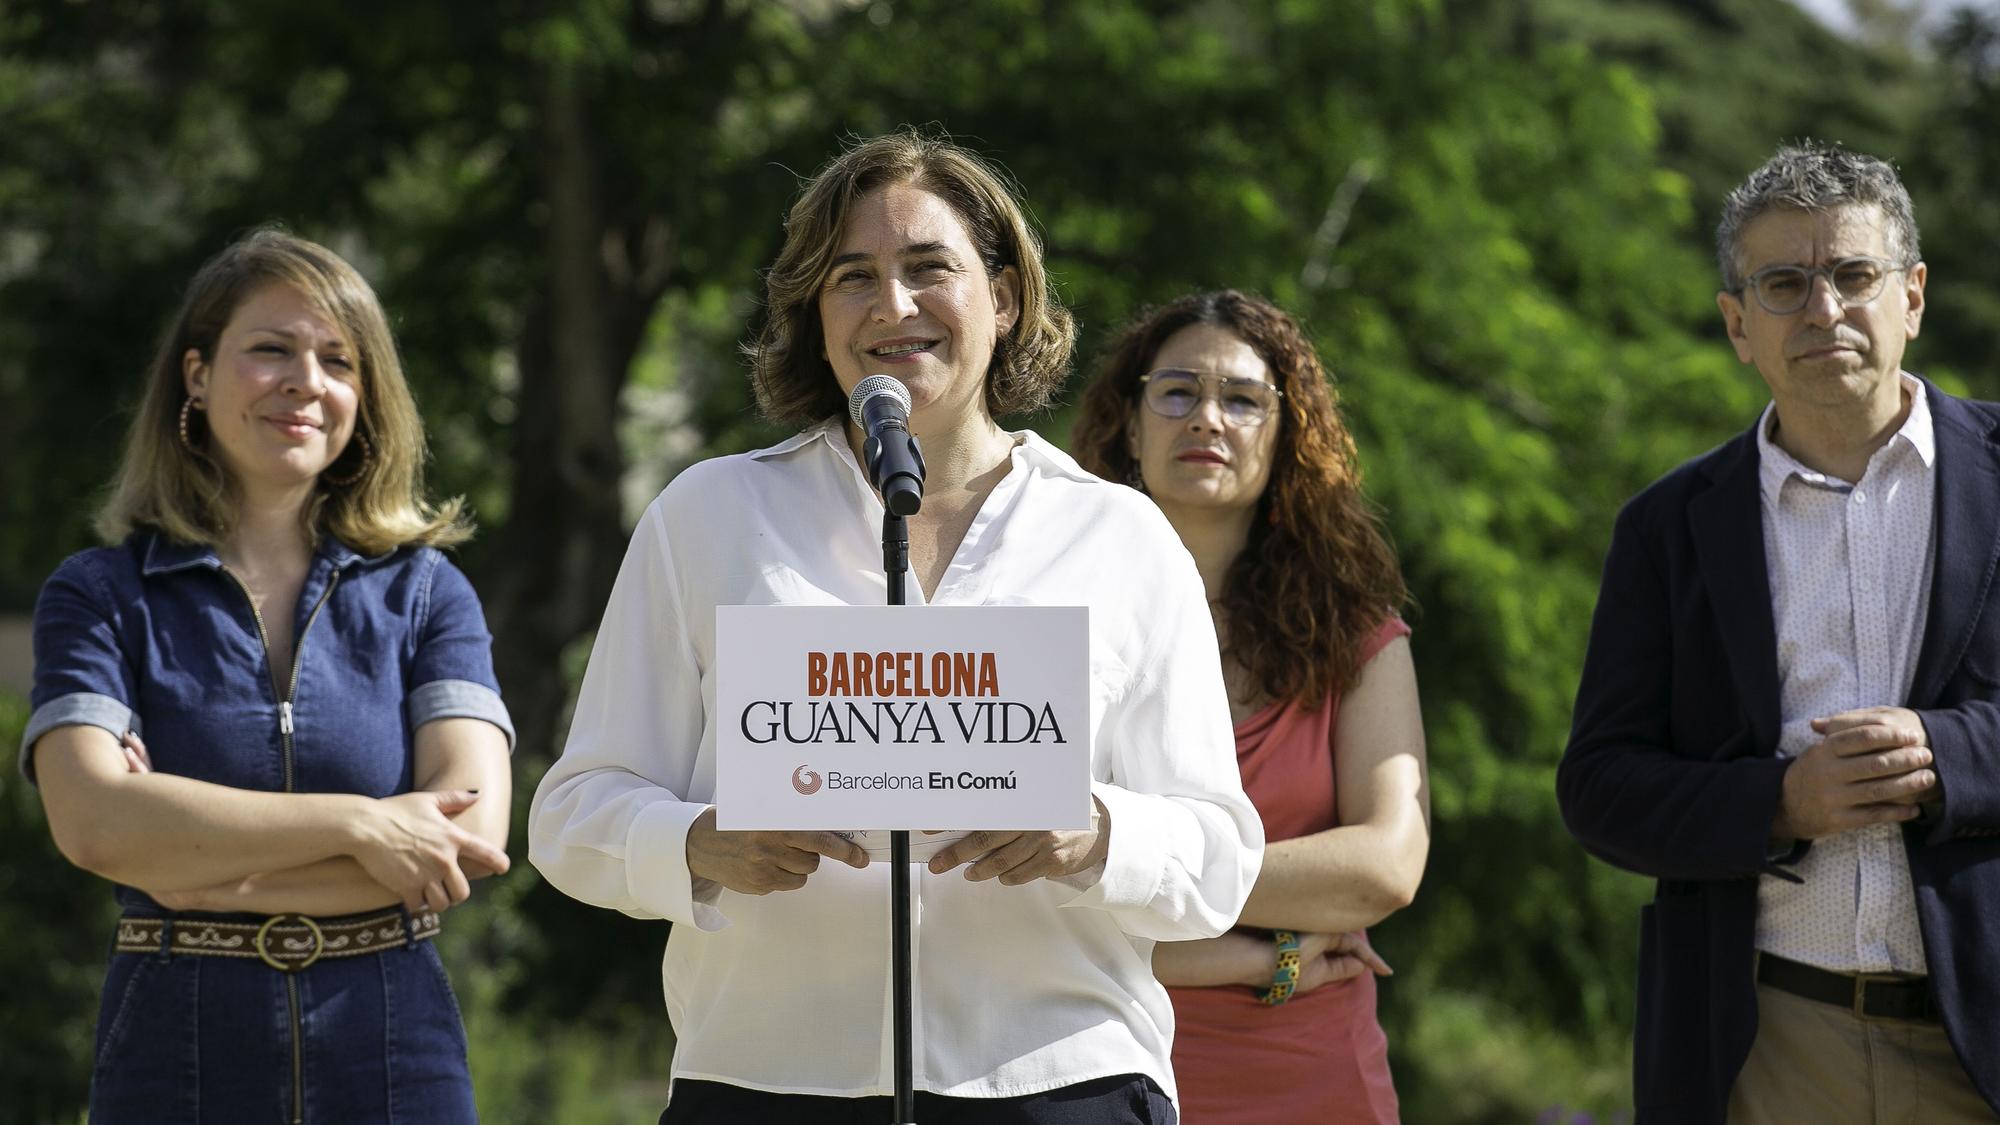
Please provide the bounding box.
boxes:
[848,374,926,517]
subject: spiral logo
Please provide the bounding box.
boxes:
[792,765,823,795]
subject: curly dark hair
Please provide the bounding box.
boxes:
[746,129,1077,427]
[1072,290,1407,705]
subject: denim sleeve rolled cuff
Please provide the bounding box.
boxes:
[20,692,141,784]
[406,679,517,753]
[627,800,729,932]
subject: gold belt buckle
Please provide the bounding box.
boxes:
[1852,972,1898,1022]
[254,913,325,972]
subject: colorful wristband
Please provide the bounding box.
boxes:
[1256,929,1302,1005]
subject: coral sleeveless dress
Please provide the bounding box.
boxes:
[1167,617,1409,1124]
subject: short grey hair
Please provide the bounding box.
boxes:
[1715,142,1921,292]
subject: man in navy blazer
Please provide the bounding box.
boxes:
[1560,144,2000,1123]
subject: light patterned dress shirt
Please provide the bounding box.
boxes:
[1755,372,1935,974]
[529,421,1262,1102]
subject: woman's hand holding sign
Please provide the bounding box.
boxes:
[924,797,1111,885]
[686,806,869,894]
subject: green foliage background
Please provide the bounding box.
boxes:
[3,1,1998,1120]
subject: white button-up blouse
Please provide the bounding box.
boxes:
[528,421,1263,1102]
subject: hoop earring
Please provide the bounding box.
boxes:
[178,397,204,453]
[323,430,372,488]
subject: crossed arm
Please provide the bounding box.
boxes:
[1152,636,1430,991]
[35,716,511,917]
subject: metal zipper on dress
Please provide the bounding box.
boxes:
[286,975,304,1124]
[281,572,338,791]
[219,564,340,1125]
[218,568,339,792]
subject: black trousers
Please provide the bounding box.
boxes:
[659,1073,1177,1125]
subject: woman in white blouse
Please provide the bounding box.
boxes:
[528,130,1262,1124]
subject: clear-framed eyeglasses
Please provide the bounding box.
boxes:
[1741,255,1911,316]
[1138,369,1284,427]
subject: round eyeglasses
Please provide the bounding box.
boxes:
[1741,255,1911,316]
[1138,369,1283,427]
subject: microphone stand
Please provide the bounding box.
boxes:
[856,373,923,1123]
[882,509,917,1125]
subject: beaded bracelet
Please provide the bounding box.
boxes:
[1256,929,1302,1005]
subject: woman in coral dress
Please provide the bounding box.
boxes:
[1074,289,1431,1124]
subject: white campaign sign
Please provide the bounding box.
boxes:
[714,604,1090,832]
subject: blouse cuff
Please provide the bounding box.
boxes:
[628,800,729,932]
[20,692,140,784]
[1057,782,1165,912]
[407,679,517,753]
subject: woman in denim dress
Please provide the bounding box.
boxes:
[24,229,514,1124]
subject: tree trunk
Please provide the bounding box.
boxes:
[481,72,652,770]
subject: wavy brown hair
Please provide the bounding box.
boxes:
[95,227,470,554]
[746,129,1077,427]
[1072,290,1406,705]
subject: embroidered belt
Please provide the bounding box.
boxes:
[116,909,441,972]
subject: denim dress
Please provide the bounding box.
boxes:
[23,531,514,1125]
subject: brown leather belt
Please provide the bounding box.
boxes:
[1758,952,1937,1022]
[116,909,440,972]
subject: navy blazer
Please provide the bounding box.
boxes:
[1558,380,2000,1122]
